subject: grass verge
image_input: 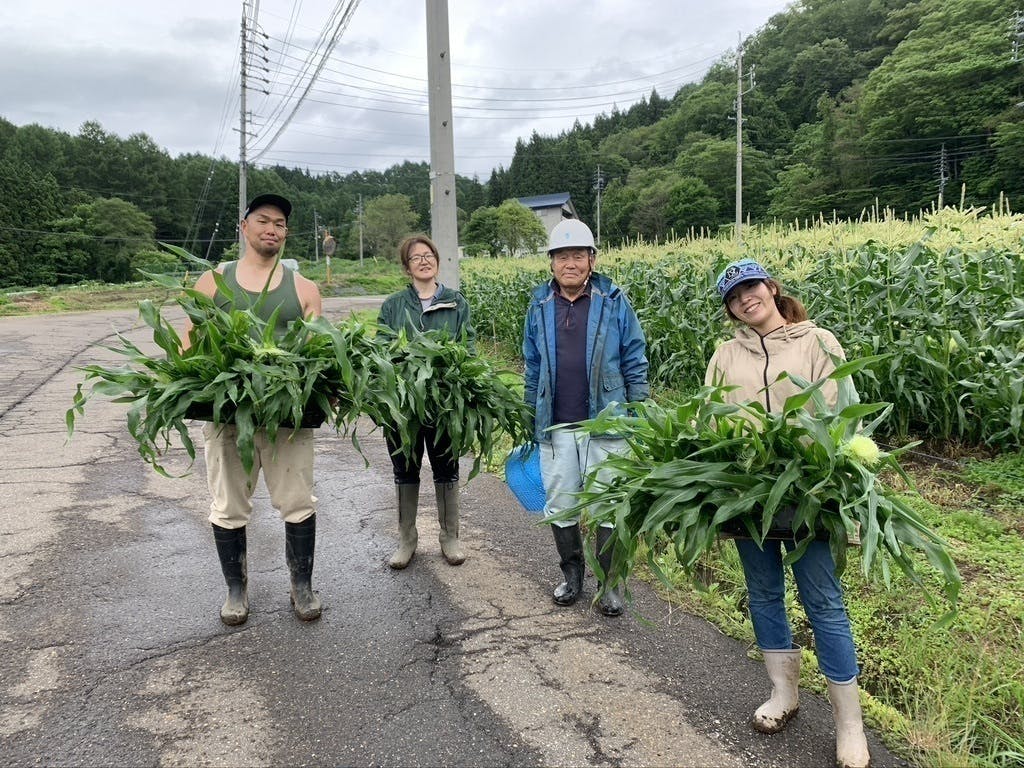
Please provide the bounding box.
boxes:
[0,258,407,317]
[641,452,1024,768]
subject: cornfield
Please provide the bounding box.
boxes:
[462,207,1024,448]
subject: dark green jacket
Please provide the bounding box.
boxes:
[378,284,476,351]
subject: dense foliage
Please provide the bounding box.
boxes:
[379,329,533,479]
[66,269,383,475]
[0,120,490,288]
[489,0,1023,243]
[5,0,1022,288]
[463,208,1024,449]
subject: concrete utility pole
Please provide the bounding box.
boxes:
[238,5,249,249]
[313,208,321,262]
[937,144,949,209]
[1012,11,1024,106]
[735,34,743,245]
[204,221,220,261]
[594,165,604,246]
[425,0,459,289]
[1013,10,1024,62]
[733,33,754,247]
[357,194,364,265]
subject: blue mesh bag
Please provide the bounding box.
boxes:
[504,444,546,513]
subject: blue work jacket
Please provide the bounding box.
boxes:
[522,272,650,443]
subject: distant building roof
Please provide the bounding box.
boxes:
[516,193,572,210]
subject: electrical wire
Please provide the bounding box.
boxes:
[250,0,362,161]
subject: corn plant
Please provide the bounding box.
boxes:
[464,208,1024,447]
[378,328,533,479]
[547,359,962,613]
[66,265,389,476]
[67,248,531,480]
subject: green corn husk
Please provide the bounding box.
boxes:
[378,328,533,480]
[547,357,961,615]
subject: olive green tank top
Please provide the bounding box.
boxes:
[214,261,304,338]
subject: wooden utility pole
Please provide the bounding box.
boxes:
[425,0,459,289]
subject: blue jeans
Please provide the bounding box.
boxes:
[734,538,859,683]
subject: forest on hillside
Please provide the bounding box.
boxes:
[2,0,1021,288]
[491,0,1024,242]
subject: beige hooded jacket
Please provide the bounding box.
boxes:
[704,320,846,414]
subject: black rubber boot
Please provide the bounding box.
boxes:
[285,515,322,621]
[212,524,249,626]
[595,525,624,617]
[551,523,584,606]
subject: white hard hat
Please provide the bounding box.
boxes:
[547,219,596,254]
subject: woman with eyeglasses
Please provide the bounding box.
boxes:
[377,234,476,569]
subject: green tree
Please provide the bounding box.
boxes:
[462,205,502,257]
[494,200,548,257]
[599,180,640,245]
[462,201,547,257]
[674,136,775,222]
[37,197,156,284]
[359,193,419,260]
[628,180,673,242]
[851,0,1019,210]
[0,157,64,287]
[665,177,720,236]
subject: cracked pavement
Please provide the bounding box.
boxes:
[0,299,905,767]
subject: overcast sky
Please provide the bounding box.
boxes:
[3,1,794,181]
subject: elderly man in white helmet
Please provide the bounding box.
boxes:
[522,218,649,616]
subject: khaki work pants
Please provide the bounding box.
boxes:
[202,423,316,529]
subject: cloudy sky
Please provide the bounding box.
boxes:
[4,0,793,181]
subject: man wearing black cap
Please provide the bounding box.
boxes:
[183,194,325,625]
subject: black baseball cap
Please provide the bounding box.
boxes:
[244,193,292,221]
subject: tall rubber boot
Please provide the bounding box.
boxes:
[436,481,466,565]
[753,647,802,733]
[595,525,624,616]
[285,514,322,621]
[828,678,871,768]
[551,523,584,606]
[212,524,249,626]
[389,483,419,569]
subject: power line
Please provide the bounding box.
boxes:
[257,42,705,108]
[249,0,361,161]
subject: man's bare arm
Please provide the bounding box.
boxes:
[296,274,323,320]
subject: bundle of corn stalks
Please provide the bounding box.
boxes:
[377,328,533,479]
[67,248,531,480]
[550,357,961,611]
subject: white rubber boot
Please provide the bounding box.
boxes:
[752,647,801,733]
[828,678,871,768]
[389,483,419,569]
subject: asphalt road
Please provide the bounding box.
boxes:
[0,298,906,767]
